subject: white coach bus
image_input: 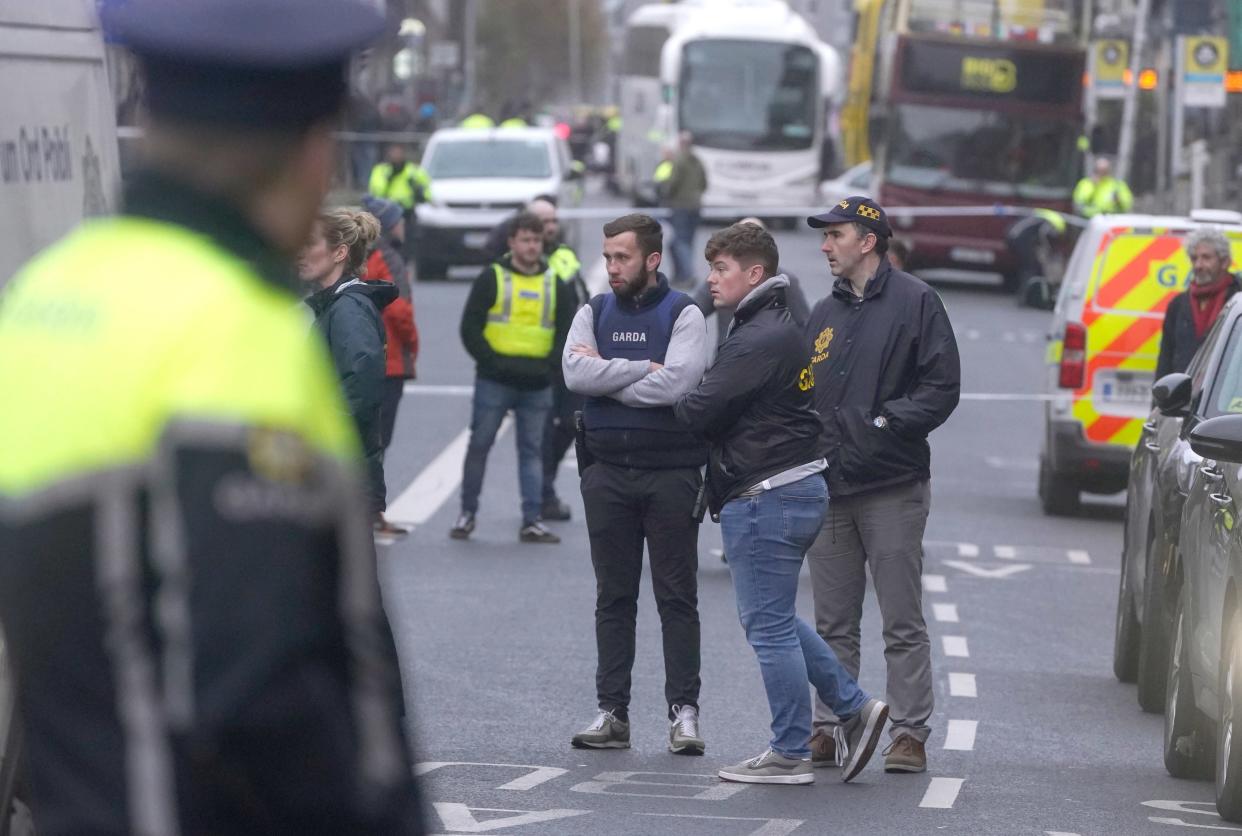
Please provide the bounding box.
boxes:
[617,0,841,212]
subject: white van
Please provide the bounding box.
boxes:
[0,0,120,288]
[0,2,119,830]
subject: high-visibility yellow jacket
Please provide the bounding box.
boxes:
[368,161,431,210]
[459,113,494,129]
[0,178,416,832]
[483,263,558,358]
[1073,176,1134,217]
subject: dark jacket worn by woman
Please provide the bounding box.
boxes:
[674,276,827,514]
[306,275,397,513]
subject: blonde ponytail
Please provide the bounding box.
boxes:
[319,208,382,276]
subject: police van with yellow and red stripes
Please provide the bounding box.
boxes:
[1040,210,1242,515]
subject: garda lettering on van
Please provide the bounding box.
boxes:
[612,331,647,343]
[0,125,73,186]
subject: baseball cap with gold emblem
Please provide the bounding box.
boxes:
[807,195,892,239]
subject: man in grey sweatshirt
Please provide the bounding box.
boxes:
[562,213,710,755]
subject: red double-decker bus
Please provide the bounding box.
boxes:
[845,2,1086,283]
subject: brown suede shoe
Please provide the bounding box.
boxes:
[883,735,927,773]
[810,729,838,768]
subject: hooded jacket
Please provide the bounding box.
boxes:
[365,240,420,379]
[674,276,827,513]
[805,259,960,497]
[306,275,397,514]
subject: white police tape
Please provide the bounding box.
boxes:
[553,204,1088,227]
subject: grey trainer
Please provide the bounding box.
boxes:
[571,710,630,749]
[669,705,704,755]
[717,749,813,785]
[840,697,889,783]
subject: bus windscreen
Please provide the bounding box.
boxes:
[678,40,818,151]
[886,104,1080,200]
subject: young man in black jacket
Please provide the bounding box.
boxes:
[453,211,576,543]
[674,223,888,786]
[802,197,960,774]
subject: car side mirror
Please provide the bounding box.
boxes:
[1152,372,1192,417]
[1190,414,1242,463]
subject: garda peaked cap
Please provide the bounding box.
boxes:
[102,0,388,128]
[807,195,893,239]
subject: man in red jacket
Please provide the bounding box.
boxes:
[362,195,420,535]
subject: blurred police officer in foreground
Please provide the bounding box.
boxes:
[802,197,960,776]
[0,1,423,832]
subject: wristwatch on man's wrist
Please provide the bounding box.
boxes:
[872,415,888,429]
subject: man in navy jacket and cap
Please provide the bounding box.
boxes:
[800,196,960,777]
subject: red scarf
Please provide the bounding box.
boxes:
[1190,273,1234,338]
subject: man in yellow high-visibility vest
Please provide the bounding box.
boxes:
[454,210,575,543]
[1072,157,1134,217]
[369,142,432,214]
[0,0,422,830]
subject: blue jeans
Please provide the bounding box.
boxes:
[460,378,552,524]
[669,209,699,283]
[720,474,869,758]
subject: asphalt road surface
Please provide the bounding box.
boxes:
[376,185,1223,835]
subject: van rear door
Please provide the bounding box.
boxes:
[0,0,120,287]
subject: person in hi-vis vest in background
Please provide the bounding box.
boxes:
[1072,157,1133,218]
[453,211,575,544]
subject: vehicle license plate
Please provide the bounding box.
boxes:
[949,246,995,265]
[463,232,489,249]
[1094,370,1154,416]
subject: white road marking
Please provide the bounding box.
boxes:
[949,672,977,698]
[944,719,978,751]
[1046,832,1084,835]
[572,771,746,801]
[957,543,979,558]
[1067,549,1092,565]
[415,762,567,791]
[993,545,1017,559]
[636,813,805,836]
[919,777,964,809]
[402,383,474,396]
[431,803,588,832]
[943,636,970,657]
[923,574,948,593]
[983,455,1041,471]
[966,328,981,341]
[958,393,1056,402]
[1002,331,1017,342]
[386,418,512,526]
[1022,331,1040,343]
[933,603,960,623]
[943,560,1032,579]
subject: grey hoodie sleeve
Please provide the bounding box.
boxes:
[613,305,708,407]
[562,304,651,396]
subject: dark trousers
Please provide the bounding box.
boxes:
[379,377,405,451]
[541,381,582,502]
[580,462,702,718]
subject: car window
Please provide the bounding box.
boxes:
[425,138,553,179]
[1206,317,1242,417]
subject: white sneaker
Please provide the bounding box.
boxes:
[669,704,704,755]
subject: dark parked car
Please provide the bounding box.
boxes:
[1173,408,1242,821]
[1115,302,1241,713]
